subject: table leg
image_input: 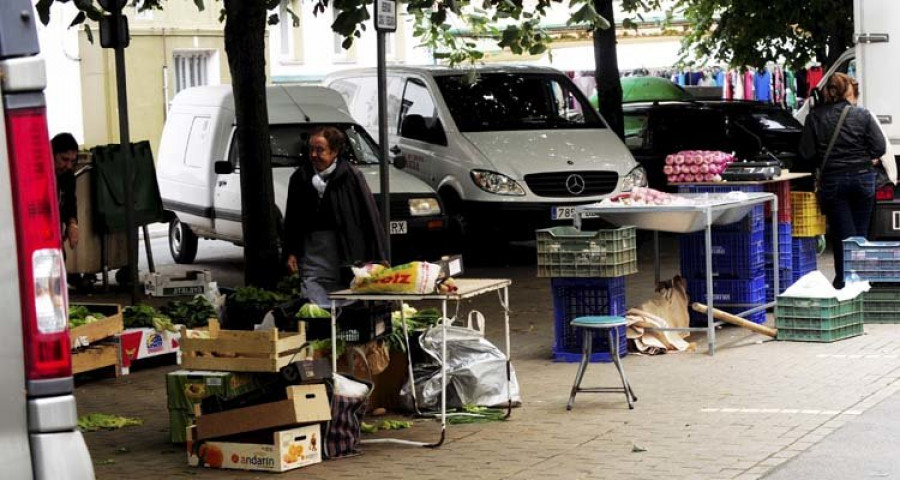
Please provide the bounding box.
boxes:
[502,286,512,419]
[438,299,448,444]
[399,301,422,416]
[330,300,337,373]
[706,212,715,356]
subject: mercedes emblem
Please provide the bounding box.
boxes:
[565,174,586,195]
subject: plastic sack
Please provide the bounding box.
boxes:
[399,325,521,411]
[350,262,442,294]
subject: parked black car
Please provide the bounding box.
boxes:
[623,100,805,191]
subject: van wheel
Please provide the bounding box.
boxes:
[169,218,198,264]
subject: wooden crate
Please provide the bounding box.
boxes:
[72,342,120,376]
[69,303,124,347]
[180,320,306,373]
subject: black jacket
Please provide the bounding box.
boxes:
[799,100,886,175]
[57,170,77,224]
[283,158,388,268]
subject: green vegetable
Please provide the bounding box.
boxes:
[68,306,106,328]
[123,305,169,330]
[276,274,304,297]
[361,422,378,434]
[447,405,507,425]
[78,413,143,432]
[385,305,442,352]
[160,296,215,328]
[297,303,330,319]
[379,419,412,430]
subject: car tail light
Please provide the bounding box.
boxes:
[5,105,72,380]
[876,184,894,201]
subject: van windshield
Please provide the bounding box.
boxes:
[433,73,606,132]
[267,123,380,167]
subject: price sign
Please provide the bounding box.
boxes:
[375,0,397,32]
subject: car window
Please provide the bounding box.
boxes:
[433,73,605,132]
[228,124,381,169]
[398,79,444,144]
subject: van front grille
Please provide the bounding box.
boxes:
[524,171,619,198]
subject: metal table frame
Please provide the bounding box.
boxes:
[328,278,513,448]
[573,192,780,355]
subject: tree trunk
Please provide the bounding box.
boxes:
[223,0,280,289]
[592,0,623,139]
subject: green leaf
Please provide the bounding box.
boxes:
[193,0,205,12]
[83,24,94,44]
[341,36,354,49]
[69,11,87,28]
[36,0,53,26]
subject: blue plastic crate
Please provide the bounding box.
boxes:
[766,267,792,303]
[686,275,766,307]
[765,222,793,266]
[792,237,818,256]
[843,237,900,283]
[679,229,766,278]
[551,277,628,362]
[690,307,767,326]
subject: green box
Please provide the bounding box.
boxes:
[777,323,864,343]
[165,370,260,411]
[168,408,195,443]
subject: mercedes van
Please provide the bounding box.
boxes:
[156,85,445,263]
[325,65,647,241]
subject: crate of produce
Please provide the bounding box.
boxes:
[69,303,124,348]
[764,181,792,222]
[180,319,306,373]
[679,229,765,278]
[791,192,827,237]
[776,295,864,342]
[863,285,900,324]
[72,341,121,376]
[537,226,638,278]
[551,277,627,362]
[843,237,900,282]
[302,301,393,343]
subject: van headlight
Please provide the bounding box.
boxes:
[471,170,526,196]
[621,165,648,192]
[409,198,442,216]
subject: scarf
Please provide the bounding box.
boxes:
[311,161,338,198]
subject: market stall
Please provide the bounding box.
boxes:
[573,191,779,355]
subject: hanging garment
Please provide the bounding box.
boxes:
[754,69,772,102]
[774,66,784,106]
[715,69,725,87]
[734,70,745,100]
[785,69,797,109]
[807,66,824,96]
[795,68,809,99]
[690,70,704,86]
[744,70,755,100]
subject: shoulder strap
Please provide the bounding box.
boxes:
[821,105,852,173]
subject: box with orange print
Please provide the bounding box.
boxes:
[187,423,322,472]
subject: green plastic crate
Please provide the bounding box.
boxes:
[776,295,862,320]
[864,311,900,324]
[536,226,638,278]
[777,323,864,342]
[776,311,862,331]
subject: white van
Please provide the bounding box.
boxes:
[324,65,647,241]
[794,0,900,239]
[156,85,445,263]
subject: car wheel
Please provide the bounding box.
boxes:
[169,218,198,264]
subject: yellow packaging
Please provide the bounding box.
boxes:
[351,262,442,294]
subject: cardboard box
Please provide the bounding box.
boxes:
[144,270,212,297]
[169,409,195,444]
[195,384,331,441]
[71,342,120,376]
[120,327,180,374]
[166,370,261,411]
[187,424,322,472]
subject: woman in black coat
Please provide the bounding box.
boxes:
[283,126,388,304]
[799,73,886,288]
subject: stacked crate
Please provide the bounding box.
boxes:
[537,226,638,362]
[790,192,823,284]
[776,295,864,342]
[843,238,900,324]
[764,221,793,302]
[677,184,767,325]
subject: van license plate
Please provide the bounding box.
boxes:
[390,221,408,235]
[552,206,577,220]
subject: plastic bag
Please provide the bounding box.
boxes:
[350,262,442,294]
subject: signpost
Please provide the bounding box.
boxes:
[375,0,397,262]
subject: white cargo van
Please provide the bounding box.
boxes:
[795,0,900,239]
[156,85,446,263]
[325,65,647,241]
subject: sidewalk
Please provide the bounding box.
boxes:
[73,244,900,480]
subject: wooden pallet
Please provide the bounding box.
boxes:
[180,320,305,373]
[69,303,124,348]
[72,342,120,376]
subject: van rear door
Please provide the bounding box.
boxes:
[855,0,900,142]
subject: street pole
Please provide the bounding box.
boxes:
[110,6,139,304]
[377,31,391,263]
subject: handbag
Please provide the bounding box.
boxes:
[815,105,852,202]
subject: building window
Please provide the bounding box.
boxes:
[173,50,216,94]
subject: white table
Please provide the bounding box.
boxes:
[328,278,513,447]
[574,192,780,355]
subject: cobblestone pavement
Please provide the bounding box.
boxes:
[73,244,900,480]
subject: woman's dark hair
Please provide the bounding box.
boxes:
[823,72,854,104]
[310,126,346,153]
[51,132,78,155]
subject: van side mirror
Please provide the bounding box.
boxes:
[214,161,234,174]
[392,155,407,169]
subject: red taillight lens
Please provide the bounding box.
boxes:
[876,185,894,201]
[6,106,72,380]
